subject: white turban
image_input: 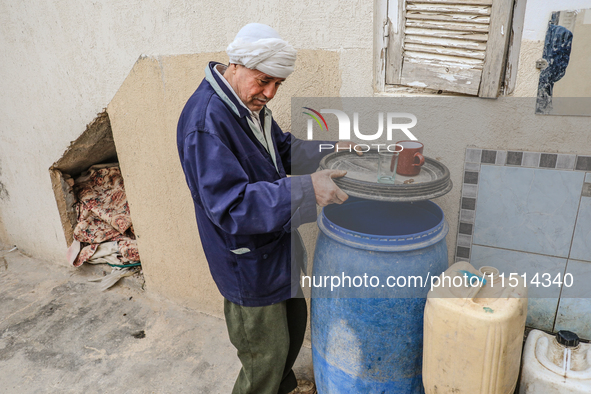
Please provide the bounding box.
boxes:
[226,23,297,79]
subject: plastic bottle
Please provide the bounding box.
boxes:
[423,261,528,393]
[519,329,591,393]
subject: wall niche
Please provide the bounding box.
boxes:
[49,110,118,246]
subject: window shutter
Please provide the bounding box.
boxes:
[386,0,514,97]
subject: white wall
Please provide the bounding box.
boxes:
[522,0,591,40]
[0,0,372,262]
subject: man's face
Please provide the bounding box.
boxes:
[226,65,286,112]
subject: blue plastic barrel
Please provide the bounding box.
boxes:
[311,198,448,393]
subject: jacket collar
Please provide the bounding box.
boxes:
[205,62,251,119]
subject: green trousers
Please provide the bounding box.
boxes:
[224,297,308,394]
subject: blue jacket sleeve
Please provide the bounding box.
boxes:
[182,130,317,235]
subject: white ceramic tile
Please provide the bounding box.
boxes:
[554,298,591,339]
[495,150,507,166]
[464,162,480,172]
[473,166,585,257]
[457,234,472,247]
[470,245,566,299]
[522,152,541,168]
[527,299,560,332]
[461,184,478,198]
[466,148,482,163]
[471,245,565,331]
[460,209,475,223]
[554,260,591,339]
[571,197,591,262]
[556,154,576,170]
[558,259,591,298]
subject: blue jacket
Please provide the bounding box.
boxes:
[177,62,332,306]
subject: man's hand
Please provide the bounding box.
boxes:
[335,141,363,156]
[310,170,349,207]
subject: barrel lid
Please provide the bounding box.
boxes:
[318,151,453,202]
[556,331,580,347]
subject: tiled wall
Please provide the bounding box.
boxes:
[456,148,591,337]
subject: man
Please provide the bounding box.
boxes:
[177,23,351,394]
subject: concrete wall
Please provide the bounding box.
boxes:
[1,0,591,318]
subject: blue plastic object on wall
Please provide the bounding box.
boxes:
[311,198,449,393]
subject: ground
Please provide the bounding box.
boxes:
[0,247,313,394]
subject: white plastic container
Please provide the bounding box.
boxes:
[423,261,528,394]
[519,329,591,393]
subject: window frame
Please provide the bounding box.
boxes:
[374,0,526,97]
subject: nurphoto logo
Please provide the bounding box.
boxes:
[303,107,419,152]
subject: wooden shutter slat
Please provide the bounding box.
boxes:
[406,3,491,15]
[404,43,486,59]
[400,59,481,95]
[407,0,492,5]
[405,51,484,68]
[406,11,490,24]
[405,34,488,50]
[406,19,489,33]
[405,26,489,41]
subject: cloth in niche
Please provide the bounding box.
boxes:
[70,165,140,267]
